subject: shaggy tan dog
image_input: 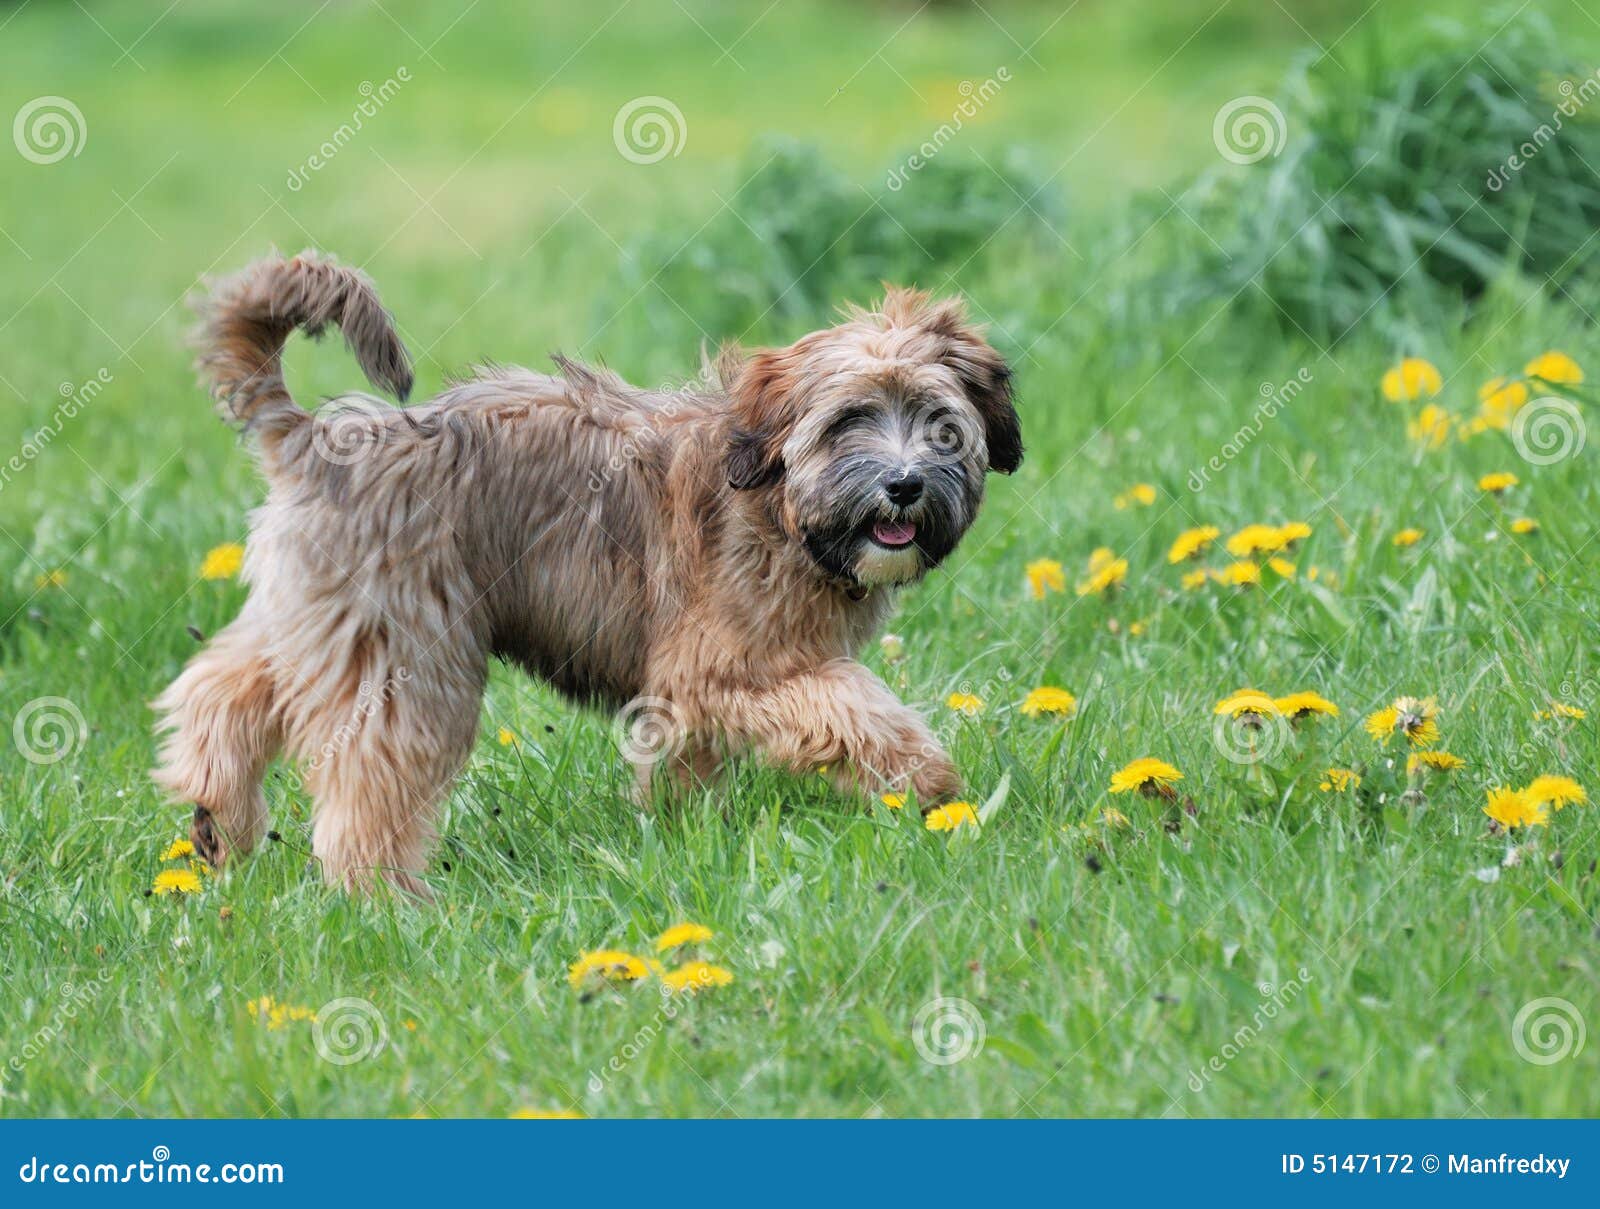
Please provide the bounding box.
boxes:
[153,252,1021,894]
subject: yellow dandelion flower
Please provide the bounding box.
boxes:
[1381,357,1443,401]
[1180,568,1210,591]
[1267,557,1297,578]
[1479,376,1529,420]
[1167,525,1220,564]
[152,868,203,896]
[161,838,195,862]
[1129,620,1146,636]
[1407,750,1464,773]
[510,1107,584,1119]
[924,801,979,832]
[1524,775,1586,811]
[661,961,734,993]
[1510,517,1539,535]
[1543,702,1586,721]
[1024,557,1065,600]
[1365,696,1440,747]
[496,727,516,747]
[1363,706,1397,742]
[1319,768,1360,793]
[1524,351,1583,384]
[654,922,713,953]
[1275,522,1312,546]
[1108,757,1183,796]
[1213,560,1261,587]
[1407,403,1452,449]
[1484,786,1547,830]
[1478,471,1518,493]
[1393,528,1424,548]
[199,543,245,581]
[1275,691,1338,720]
[1213,689,1278,718]
[1225,524,1285,557]
[1115,483,1157,509]
[567,950,649,989]
[880,792,906,810]
[945,691,985,716]
[1075,555,1128,597]
[1020,686,1077,718]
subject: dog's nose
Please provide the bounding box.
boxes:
[882,470,924,507]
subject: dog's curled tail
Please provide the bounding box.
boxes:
[193,252,413,440]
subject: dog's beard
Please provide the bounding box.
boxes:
[796,454,978,588]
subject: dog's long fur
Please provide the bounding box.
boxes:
[154,252,1020,894]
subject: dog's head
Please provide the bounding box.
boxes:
[722,288,1020,589]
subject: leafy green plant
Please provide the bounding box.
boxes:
[1169,9,1600,341]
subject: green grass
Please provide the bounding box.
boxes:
[2,0,1598,1118]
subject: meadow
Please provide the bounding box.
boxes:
[1,0,1598,1117]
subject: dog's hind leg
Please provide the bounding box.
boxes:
[292,644,485,899]
[152,619,282,867]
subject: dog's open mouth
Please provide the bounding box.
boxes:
[870,519,918,548]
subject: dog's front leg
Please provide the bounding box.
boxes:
[719,658,962,806]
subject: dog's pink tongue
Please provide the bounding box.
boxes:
[872,520,917,547]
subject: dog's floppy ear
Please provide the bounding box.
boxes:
[722,346,795,489]
[885,287,1023,474]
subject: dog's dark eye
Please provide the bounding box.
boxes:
[824,406,874,439]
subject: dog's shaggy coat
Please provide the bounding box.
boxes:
[153,253,1020,894]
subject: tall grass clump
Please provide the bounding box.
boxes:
[1170,9,1600,342]
[599,138,1064,354]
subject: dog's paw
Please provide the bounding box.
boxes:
[190,805,229,868]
